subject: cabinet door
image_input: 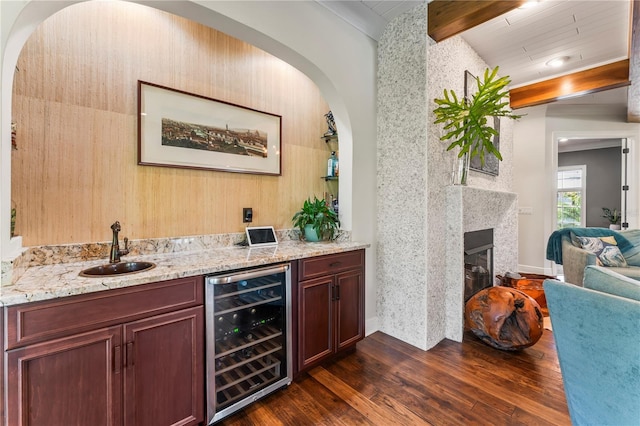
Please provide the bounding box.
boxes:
[336,269,364,351]
[123,307,203,426]
[6,326,122,426]
[298,276,334,371]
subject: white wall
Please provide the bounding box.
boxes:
[513,103,640,275]
[0,1,380,332]
[513,105,549,274]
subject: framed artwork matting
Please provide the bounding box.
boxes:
[138,81,282,175]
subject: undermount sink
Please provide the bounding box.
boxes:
[79,261,156,277]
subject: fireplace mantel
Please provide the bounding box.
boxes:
[444,186,518,341]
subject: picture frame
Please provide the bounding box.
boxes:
[138,81,282,175]
[464,70,500,177]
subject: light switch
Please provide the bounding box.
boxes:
[519,207,533,215]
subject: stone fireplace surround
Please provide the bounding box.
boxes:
[376,4,518,351]
[464,228,494,301]
[445,186,518,342]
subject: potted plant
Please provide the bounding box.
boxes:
[602,207,621,230]
[433,66,522,184]
[292,196,340,242]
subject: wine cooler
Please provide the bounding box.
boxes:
[205,263,292,424]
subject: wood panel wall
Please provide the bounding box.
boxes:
[11,2,330,246]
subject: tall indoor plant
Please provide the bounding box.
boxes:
[292,196,340,242]
[433,66,521,184]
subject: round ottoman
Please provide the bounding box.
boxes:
[465,286,544,350]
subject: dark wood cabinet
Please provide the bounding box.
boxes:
[5,276,204,426]
[296,250,364,373]
[298,275,334,369]
[7,326,123,426]
[123,307,203,426]
[335,269,364,351]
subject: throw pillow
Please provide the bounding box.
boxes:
[599,236,618,245]
[569,231,582,248]
[577,236,628,268]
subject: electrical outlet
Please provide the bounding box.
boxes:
[243,208,253,223]
[518,207,533,215]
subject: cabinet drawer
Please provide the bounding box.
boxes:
[6,276,203,349]
[298,250,363,281]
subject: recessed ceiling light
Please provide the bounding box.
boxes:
[558,138,569,143]
[546,56,570,68]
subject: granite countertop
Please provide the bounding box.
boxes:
[1,240,368,306]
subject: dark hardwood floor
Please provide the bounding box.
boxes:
[218,330,570,425]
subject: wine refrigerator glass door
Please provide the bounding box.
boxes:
[205,263,292,424]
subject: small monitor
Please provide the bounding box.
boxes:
[245,226,278,247]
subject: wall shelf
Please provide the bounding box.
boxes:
[322,134,338,143]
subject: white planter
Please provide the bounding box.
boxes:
[609,224,621,230]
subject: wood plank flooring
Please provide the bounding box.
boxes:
[218,330,571,425]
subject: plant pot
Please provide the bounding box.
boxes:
[609,224,621,230]
[304,224,321,242]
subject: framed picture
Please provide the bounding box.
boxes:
[464,71,500,177]
[138,81,282,175]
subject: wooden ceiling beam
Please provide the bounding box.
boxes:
[428,1,634,113]
[628,0,639,122]
[428,0,526,42]
[509,60,630,110]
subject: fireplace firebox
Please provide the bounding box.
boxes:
[464,228,494,301]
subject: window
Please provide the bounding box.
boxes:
[557,166,586,229]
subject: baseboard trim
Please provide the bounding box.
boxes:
[365,316,379,336]
[517,264,555,276]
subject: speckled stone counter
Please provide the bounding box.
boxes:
[1,240,368,306]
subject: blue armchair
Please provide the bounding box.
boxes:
[543,266,640,425]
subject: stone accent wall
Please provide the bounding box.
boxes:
[377,5,517,350]
[377,4,431,349]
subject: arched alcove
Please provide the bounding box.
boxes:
[1,0,378,336]
[1,0,356,251]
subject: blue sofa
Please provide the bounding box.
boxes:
[547,228,640,285]
[543,265,640,425]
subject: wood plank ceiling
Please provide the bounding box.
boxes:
[427,0,527,42]
[428,0,636,117]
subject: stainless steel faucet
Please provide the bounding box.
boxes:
[109,221,129,263]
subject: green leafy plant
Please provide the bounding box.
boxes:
[602,207,621,224]
[433,66,522,165]
[292,196,340,241]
